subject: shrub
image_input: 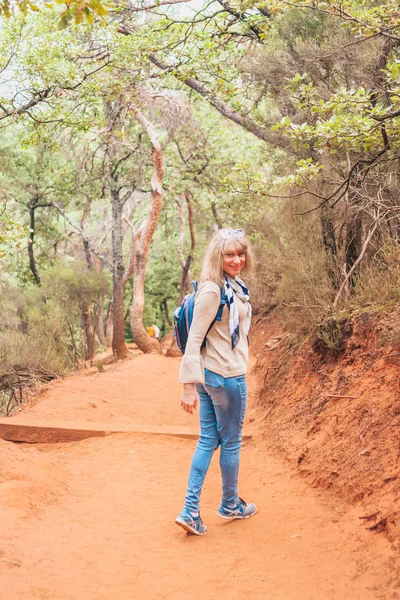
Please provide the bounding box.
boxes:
[352,242,400,308]
[0,263,110,414]
[42,264,110,361]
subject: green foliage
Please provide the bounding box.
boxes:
[0,202,28,258]
[0,263,109,389]
[42,263,110,318]
[253,198,335,331]
[0,281,72,380]
[143,221,184,331]
[0,0,109,27]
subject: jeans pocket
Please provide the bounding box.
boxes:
[204,369,225,389]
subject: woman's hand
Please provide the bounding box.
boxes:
[181,383,198,414]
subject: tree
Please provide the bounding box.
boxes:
[129,107,164,354]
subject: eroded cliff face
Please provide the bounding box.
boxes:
[251,308,400,547]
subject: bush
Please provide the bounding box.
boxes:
[263,199,334,333]
[0,289,72,414]
[0,263,110,414]
[275,247,334,330]
[42,264,110,361]
[352,243,400,308]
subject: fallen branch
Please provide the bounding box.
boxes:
[383,475,398,484]
[359,511,380,522]
[366,517,387,532]
[0,559,21,567]
[323,394,357,399]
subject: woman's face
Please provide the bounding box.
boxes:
[222,248,246,278]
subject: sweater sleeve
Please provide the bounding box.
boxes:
[178,282,221,384]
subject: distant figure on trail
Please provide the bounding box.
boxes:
[152,324,160,340]
[146,325,155,338]
[175,228,256,536]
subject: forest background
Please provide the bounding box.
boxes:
[1,0,400,414]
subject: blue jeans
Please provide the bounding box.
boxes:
[183,369,247,513]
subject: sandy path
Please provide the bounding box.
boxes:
[1,353,398,600]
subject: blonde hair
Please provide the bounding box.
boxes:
[199,230,254,284]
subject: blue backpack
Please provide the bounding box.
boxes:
[173,281,227,354]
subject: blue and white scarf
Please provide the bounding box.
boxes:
[224,276,252,349]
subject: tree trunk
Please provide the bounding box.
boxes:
[130,247,161,352]
[97,296,107,346]
[105,300,113,347]
[28,199,41,285]
[83,239,94,269]
[105,98,129,360]
[82,309,96,361]
[211,201,223,229]
[345,214,362,289]
[111,188,128,359]
[81,212,96,357]
[320,204,339,290]
[161,298,172,327]
[129,106,164,354]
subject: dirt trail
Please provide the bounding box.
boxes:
[1,353,398,600]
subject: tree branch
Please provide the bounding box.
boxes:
[333,217,380,309]
[51,202,111,269]
[147,53,284,147]
[125,0,191,12]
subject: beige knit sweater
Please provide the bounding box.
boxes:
[178,281,249,384]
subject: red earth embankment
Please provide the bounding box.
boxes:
[251,308,400,548]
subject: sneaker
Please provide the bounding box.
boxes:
[175,510,207,536]
[217,497,257,520]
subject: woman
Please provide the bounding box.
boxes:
[175,228,256,536]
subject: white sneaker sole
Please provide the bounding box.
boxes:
[216,507,257,520]
[175,516,207,535]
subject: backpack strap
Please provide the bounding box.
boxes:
[201,285,226,350]
[215,286,227,322]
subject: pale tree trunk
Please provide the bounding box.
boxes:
[106,99,129,360]
[80,204,97,360]
[129,106,164,354]
[81,201,94,270]
[111,187,128,359]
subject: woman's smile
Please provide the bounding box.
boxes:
[223,250,246,278]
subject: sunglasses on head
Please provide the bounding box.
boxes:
[219,229,245,239]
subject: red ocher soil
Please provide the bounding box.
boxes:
[0,351,399,599]
[251,309,400,551]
